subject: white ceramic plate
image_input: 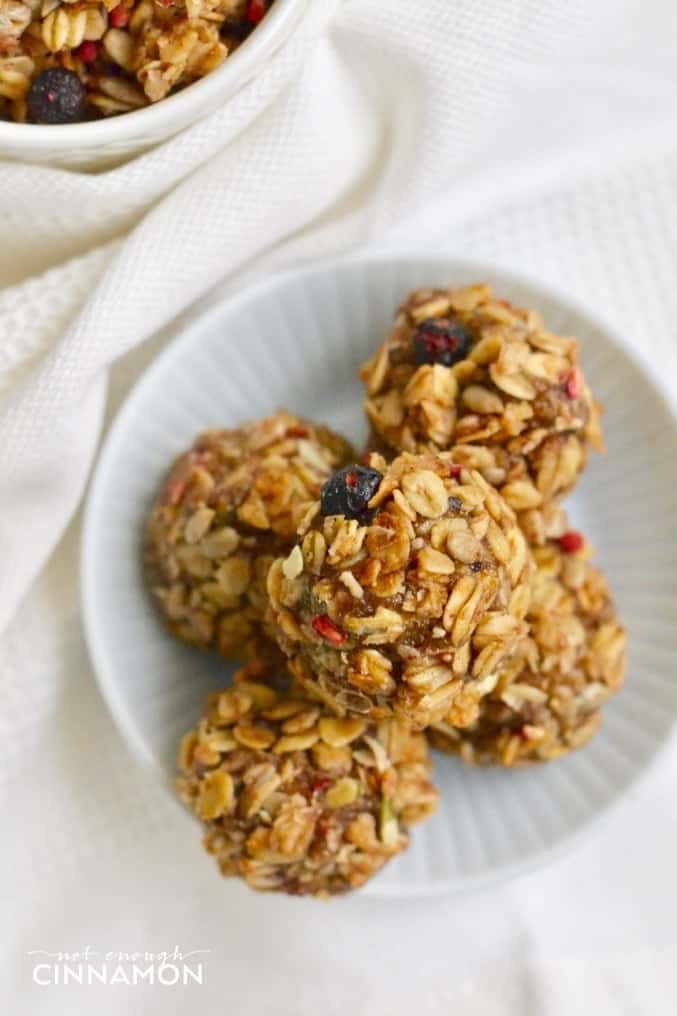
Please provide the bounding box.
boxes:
[0,0,305,170]
[82,255,677,897]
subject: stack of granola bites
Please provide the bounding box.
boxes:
[358,283,624,767]
[148,412,440,897]
[146,284,625,898]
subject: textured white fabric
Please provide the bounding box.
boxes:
[2,0,677,1012]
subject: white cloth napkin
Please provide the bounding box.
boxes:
[3,1,677,1013]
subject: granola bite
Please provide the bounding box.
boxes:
[176,661,438,897]
[360,284,602,503]
[144,411,353,660]
[1,0,275,124]
[267,451,532,728]
[428,528,626,765]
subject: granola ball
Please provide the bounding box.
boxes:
[145,411,353,660]
[360,284,602,504]
[176,661,438,897]
[428,528,626,765]
[267,451,532,729]
[0,0,275,124]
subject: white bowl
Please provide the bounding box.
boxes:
[0,0,305,171]
[82,254,677,897]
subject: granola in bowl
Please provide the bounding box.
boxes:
[428,528,626,765]
[176,660,439,897]
[360,284,602,503]
[267,451,532,729]
[0,0,275,124]
[144,410,353,661]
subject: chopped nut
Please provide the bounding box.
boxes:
[282,545,304,580]
[103,27,134,71]
[339,570,364,599]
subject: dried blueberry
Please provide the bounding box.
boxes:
[320,465,382,519]
[412,318,472,367]
[26,68,87,125]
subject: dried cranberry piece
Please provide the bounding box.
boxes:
[76,40,98,64]
[412,318,472,367]
[109,4,130,27]
[320,465,382,520]
[566,366,582,399]
[558,530,585,553]
[26,68,87,125]
[246,0,266,23]
[311,615,345,646]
